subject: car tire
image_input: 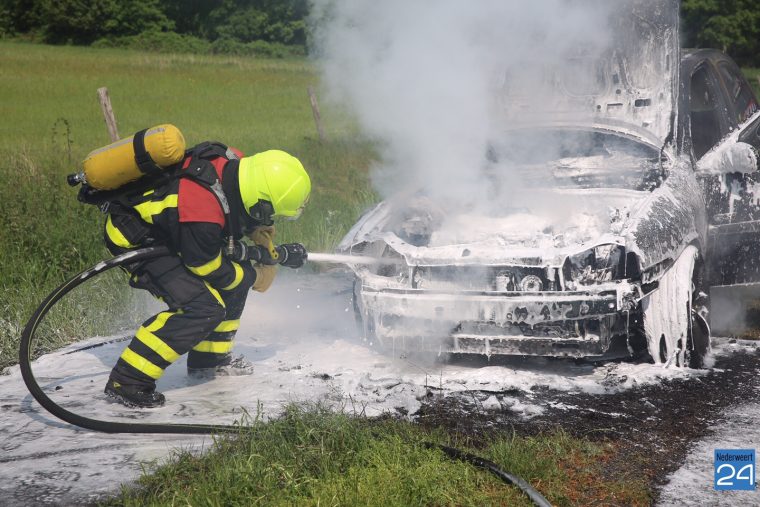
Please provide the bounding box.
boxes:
[687,310,710,368]
[685,262,711,368]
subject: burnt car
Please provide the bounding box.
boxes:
[337,0,760,366]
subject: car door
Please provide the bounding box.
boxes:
[686,60,733,160]
[715,57,759,127]
[698,111,760,286]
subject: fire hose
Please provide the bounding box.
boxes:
[19,246,235,434]
[19,247,551,506]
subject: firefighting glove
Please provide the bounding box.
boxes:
[252,264,277,292]
[249,225,279,262]
[249,225,275,246]
[275,243,308,269]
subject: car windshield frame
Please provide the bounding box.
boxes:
[487,127,666,192]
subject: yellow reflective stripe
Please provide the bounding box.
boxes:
[205,282,225,308]
[135,312,180,363]
[120,348,163,379]
[192,340,234,354]
[135,328,180,363]
[105,216,135,248]
[187,252,222,277]
[145,310,174,331]
[214,319,240,332]
[221,262,244,291]
[133,194,178,224]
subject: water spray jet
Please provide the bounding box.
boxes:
[308,252,404,266]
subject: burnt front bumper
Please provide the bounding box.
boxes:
[358,284,638,357]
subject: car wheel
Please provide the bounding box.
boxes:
[686,309,710,368]
[644,247,711,368]
[683,263,711,368]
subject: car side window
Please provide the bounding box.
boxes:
[718,61,759,125]
[689,65,725,159]
[738,116,760,152]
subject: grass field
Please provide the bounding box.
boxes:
[0,41,375,370]
[101,406,648,506]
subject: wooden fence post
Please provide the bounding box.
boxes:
[97,87,120,142]
[307,85,327,143]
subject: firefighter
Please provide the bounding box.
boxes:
[103,145,310,408]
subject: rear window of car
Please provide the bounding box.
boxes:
[718,62,758,125]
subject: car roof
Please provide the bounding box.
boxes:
[681,48,735,69]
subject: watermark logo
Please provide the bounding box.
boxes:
[714,449,755,491]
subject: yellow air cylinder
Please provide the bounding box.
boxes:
[81,124,186,190]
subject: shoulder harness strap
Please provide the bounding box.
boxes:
[186,141,231,161]
[181,149,236,255]
[82,141,239,253]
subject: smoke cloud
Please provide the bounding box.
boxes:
[310,0,617,210]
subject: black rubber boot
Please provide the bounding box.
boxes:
[104,379,165,408]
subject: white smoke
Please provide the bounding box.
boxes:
[310,0,616,210]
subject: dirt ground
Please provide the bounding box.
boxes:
[416,346,760,503]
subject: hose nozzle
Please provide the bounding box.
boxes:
[267,239,279,261]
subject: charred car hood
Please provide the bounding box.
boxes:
[338,0,689,272]
[499,0,679,146]
[339,188,651,267]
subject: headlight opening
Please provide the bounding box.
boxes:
[563,244,627,287]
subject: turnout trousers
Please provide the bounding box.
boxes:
[108,252,249,389]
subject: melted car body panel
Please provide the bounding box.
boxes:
[340,132,703,360]
[339,3,758,361]
[499,0,679,145]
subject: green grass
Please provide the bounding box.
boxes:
[745,68,760,98]
[0,41,375,370]
[101,406,649,507]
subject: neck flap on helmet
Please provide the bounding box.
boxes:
[223,159,273,235]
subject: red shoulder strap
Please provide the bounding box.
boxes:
[177,157,228,227]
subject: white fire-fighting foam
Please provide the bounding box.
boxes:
[657,401,760,506]
[642,245,699,365]
[3,272,755,505]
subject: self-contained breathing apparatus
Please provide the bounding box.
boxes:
[66,125,298,265]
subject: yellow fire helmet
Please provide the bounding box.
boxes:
[238,150,311,220]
